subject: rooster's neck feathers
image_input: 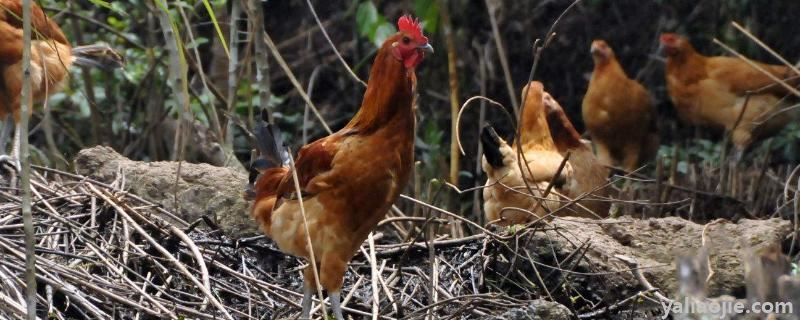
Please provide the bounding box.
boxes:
[346,36,415,133]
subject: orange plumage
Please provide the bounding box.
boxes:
[544,91,610,218]
[248,16,431,320]
[661,33,797,157]
[583,39,658,172]
[0,0,72,121]
[0,0,123,159]
[480,81,572,226]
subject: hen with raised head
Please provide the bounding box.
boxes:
[481,81,570,226]
[583,39,658,172]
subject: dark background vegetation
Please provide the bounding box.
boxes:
[36,0,800,221]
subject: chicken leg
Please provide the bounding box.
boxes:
[300,285,313,320]
[329,291,344,320]
[300,274,345,320]
[0,115,20,171]
[299,291,345,320]
[0,121,22,171]
[0,115,12,155]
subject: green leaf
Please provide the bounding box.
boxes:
[87,0,127,16]
[356,1,379,37]
[185,37,209,50]
[356,1,396,47]
[89,0,114,10]
[201,0,230,58]
[107,16,125,30]
[414,0,439,33]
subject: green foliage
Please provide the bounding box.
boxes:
[200,0,229,58]
[355,0,440,47]
[87,0,125,16]
[505,224,520,234]
[418,119,447,181]
[414,0,439,33]
[355,1,395,48]
[658,139,723,174]
[757,121,800,163]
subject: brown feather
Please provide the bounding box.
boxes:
[664,34,798,149]
[0,0,68,45]
[583,40,657,171]
[0,0,73,121]
[545,91,610,218]
[518,81,557,152]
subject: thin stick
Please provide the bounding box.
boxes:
[731,21,800,78]
[304,0,366,87]
[368,233,380,320]
[455,96,515,155]
[262,33,332,134]
[440,0,462,189]
[245,0,274,124]
[484,0,518,113]
[19,0,37,317]
[713,39,800,97]
[303,66,323,144]
[226,0,241,122]
[473,43,489,225]
[176,4,223,142]
[286,148,329,319]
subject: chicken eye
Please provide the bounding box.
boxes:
[402,37,411,44]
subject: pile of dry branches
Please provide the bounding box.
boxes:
[0,164,674,319]
[0,166,283,319]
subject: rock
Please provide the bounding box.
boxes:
[74,146,257,236]
[496,299,573,319]
[527,216,791,303]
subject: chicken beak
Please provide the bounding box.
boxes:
[418,43,434,54]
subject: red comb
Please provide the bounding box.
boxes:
[397,15,428,44]
[660,33,678,43]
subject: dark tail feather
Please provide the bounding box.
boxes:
[247,110,288,189]
[246,111,285,198]
[481,125,505,169]
[253,110,288,168]
[72,44,125,70]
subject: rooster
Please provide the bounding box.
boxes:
[247,16,431,320]
[543,91,610,218]
[0,0,124,164]
[481,81,570,226]
[583,39,658,172]
[660,33,797,159]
